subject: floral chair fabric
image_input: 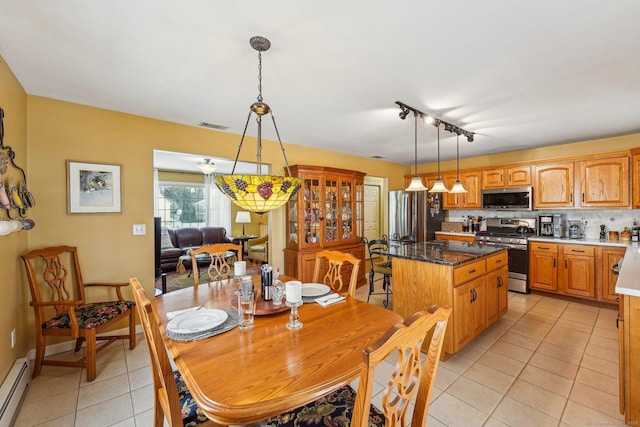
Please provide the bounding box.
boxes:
[43,301,135,329]
[174,371,211,426]
[263,385,385,427]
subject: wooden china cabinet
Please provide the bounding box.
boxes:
[284,165,366,286]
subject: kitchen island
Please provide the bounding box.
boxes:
[384,240,508,359]
[615,243,640,425]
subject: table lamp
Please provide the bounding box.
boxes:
[236,211,251,236]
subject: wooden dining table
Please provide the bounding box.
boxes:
[151,275,403,425]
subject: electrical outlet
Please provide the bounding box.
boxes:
[11,329,16,348]
[132,224,146,235]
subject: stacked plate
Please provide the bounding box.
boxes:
[301,283,331,303]
[166,308,240,341]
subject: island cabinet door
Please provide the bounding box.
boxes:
[487,266,508,325]
[453,283,473,350]
[453,276,486,351]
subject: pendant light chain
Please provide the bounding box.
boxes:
[257,50,263,103]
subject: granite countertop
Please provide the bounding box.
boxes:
[382,241,507,267]
[528,236,632,248]
[616,243,640,297]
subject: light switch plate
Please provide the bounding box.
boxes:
[132,224,146,235]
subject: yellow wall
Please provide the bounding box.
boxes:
[0,55,28,381]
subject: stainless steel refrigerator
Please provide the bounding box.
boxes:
[388,190,445,242]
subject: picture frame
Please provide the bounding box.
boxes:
[67,160,122,214]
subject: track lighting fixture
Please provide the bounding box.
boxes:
[395,101,474,142]
[395,101,473,192]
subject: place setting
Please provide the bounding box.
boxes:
[165,306,241,341]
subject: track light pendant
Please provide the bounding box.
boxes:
[429,124,450,193]
[449,134,467,194]
[405,112,428,191]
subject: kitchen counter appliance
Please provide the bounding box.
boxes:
[475,217,536,293]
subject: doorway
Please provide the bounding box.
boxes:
[363,176,387,258]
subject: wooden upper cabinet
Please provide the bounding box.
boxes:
[442,172,481,209]
[533,162,575,209]
[579,156,630,207]
[482,166,531,188]
[634,152,640,208]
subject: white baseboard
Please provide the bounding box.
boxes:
[0,358,30,427]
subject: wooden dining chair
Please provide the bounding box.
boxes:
[21,245,136,382]
[130,278,222,427]
[312,249,361,297]
[189,243,243,288]
[264,305,451,427]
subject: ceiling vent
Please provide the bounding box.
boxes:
[198,122,229,131]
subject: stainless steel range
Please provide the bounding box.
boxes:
[475,217,537,293]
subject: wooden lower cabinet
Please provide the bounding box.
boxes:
[601,247,626,303]
[530,241,624,305]
[283,243,366,287]
[620,295,640,424]
[561,244,595,298]
[529,242,559,292]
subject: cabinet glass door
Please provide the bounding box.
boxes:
[302,178,321,247]
[354,180,364,238]
[340,180,353,241]
[325,178,339,244]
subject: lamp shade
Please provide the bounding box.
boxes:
[216,174,302,215]
[449,180,468,194]
[429,178,450,193]
[235,211,252,224]
[405,176,428,192]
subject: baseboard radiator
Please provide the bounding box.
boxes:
[0,358,29,427]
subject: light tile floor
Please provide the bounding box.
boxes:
[14,286,623,426]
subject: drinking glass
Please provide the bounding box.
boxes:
[271,280,284,306]
[238,291,255,331]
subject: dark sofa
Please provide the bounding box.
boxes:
[160,227,233,272]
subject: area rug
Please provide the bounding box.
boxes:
[156,266,261,293]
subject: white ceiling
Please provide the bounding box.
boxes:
[1,1,639,166]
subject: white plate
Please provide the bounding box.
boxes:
[166,309,228,334]
[301,283,331,297]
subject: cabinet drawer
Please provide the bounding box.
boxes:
[563,244,595,257]
[530,242,558,253]
[454,260,486,285]
[486,251,508,272]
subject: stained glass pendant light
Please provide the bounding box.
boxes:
[405,111,428,191]
[429,124,450,193]
[215,36,302,214]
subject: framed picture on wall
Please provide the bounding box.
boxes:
[67,160,122,214]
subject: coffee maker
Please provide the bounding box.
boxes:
[538,215,554,237]
[553,214,565,238]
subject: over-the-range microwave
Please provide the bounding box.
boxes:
[481,186,533,210]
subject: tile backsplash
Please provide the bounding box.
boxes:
[450,209,640,240]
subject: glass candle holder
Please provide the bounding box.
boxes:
[285,300,303,330]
